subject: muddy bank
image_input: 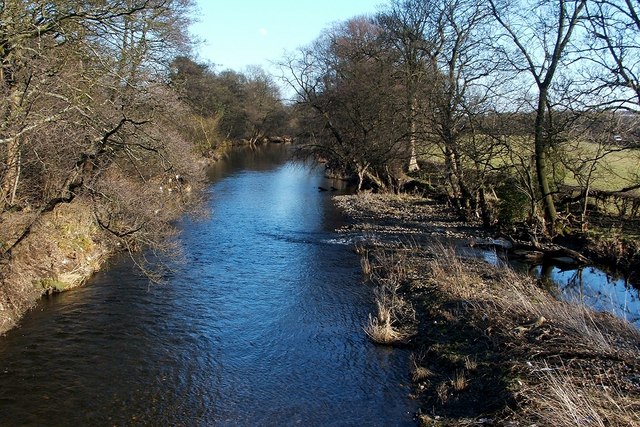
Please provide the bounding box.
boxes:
[335,193,640,426]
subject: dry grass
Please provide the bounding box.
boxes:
[451,370,468,392]
[364,314,407,344]
[358,247,372,277]
[529,363,640,427]
[418,244,640,424]
[363,279,415,344]
[425,243,640,356]
[436,381,451,404]
[426,243,481,301]
[411,354,434,382]
[361,246,416,345]
[463,355,477,371]
[339,192,639,424]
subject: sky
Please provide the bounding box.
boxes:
[190,0,384,77]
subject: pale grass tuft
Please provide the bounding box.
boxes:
[361,246,416,345]
[412,366,433,383]
[464,355,478,371]
[363,280,414,344]
[451,370,468,391]
[359,249,372,277]
[411,354,433,382]
[364,314,406,344]
[436,381,450,403]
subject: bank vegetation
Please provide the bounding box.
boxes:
[291,1,640,422]
[282,0,640,271]
[0,1,290,334]
[337,193,640,426]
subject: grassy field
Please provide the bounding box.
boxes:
[416,137,639,194]
[559,142,640,193]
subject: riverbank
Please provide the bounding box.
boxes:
[0,198,113,335]
[335,193,640,426]
[0,157,218,337]
[0,141,289,336]
[0,150,417,425]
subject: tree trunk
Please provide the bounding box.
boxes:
[356,166,365,192]
[534,91,558,234]
[444,146,461,200]
[479,187,492,228]
[1,137,20,209]
[408,97,419,172]
[581,182,591,231]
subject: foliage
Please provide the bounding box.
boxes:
[495,174,532,227]
[170,56,289,147]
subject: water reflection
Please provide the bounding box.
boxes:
[480,248,640,328]
[535,264,640,327]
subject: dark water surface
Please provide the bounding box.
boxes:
[0,146,417,426]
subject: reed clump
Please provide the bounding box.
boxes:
[361,246,416,345]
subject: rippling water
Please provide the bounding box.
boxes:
[0,146,417,426]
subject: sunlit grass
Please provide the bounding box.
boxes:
[561,144,640,192]
[415,137,639,193]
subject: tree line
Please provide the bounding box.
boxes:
[169,56,289,155]
[0,0,288,259]
[282,0,640,236]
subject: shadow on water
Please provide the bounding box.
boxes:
[0,145,417,426]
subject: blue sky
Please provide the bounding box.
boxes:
[190,0,383,74]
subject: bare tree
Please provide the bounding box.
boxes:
[489,0,588,235]
[282,17,408,191]
[243,66,287,145]
[378,0,499,221]
[559,112,638,228]
[585,0,640,107]
[0,0,202,260]
[377,0,441,173]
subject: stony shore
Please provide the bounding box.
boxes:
[334,193,640,426]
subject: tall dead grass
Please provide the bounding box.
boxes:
[361,246,416,345]
[530,363,640,427]
[423,243,640,424]
[426,242,640,355]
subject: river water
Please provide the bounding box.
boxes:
[0,145,417,426]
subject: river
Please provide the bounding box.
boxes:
[0,145,418,426]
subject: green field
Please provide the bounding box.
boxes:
[559,142,639,193]
[416,137,639,195]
